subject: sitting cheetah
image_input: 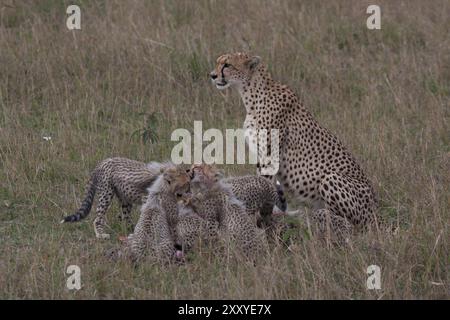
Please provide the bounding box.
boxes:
[61,157,168,239]
[210,53,380,236]
[224,175,287,227]
[180,164,268,261]
[122,164,192,263]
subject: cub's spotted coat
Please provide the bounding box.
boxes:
[178,164,268,261]
[224,175,287,227]
[121,164,192,263]
[175,203,219,254]
[61,157,167,239]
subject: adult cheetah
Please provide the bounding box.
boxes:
[210,53,380,233]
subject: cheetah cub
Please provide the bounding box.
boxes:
[175,201,219,255]
[180,164,268,261]
[61,157,168,239]
[224,175,287,227]
[121,163,192,263]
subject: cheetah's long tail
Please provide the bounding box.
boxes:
[60,171,98,223]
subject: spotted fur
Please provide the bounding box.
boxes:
[179,164,268,261]
[61,157,168,239]
[225,175,287,227]
[123,164,192,263]
[210,53,380,238]
[175,203,219,254]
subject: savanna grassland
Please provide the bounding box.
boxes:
[0,0,448,299]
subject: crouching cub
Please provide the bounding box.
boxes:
[119,163,192,264]
[178,164,268,261]
[224,175,287,227]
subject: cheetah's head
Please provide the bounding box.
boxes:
[190,164,223,188]
[187,163,224,198]
[178,164,223,209]
[210,52,261,90]
[163,165,192,199]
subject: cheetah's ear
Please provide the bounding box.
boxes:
[245,56,261,71]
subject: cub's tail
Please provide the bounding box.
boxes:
[61,171,98,224]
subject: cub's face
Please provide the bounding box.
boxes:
[178,164,223,205]
[209,52,261,90]
[163,166,192,199]
[190,164,222,191]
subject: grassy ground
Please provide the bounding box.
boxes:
[0,0,448,299]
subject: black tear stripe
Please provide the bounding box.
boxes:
[220,64,226,80]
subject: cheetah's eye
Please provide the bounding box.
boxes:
[223,63,230,68]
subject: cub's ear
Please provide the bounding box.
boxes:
[245,56,261,71]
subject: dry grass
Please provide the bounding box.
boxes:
[0,0,448,299]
